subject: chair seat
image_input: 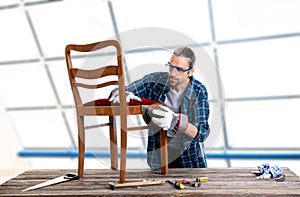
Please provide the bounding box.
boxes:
[84,98,160,106]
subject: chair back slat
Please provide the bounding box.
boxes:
[66,40,120,53]
[71,66,118,79]
[75,81,118,89]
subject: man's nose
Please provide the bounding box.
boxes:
[169,68,177,76]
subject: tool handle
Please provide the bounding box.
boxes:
[196,177,208,182]
[109,180,165,190]
[167,180,184,189]
[176,180,192,184]
[64,173,79,180]
[175,182,184,189]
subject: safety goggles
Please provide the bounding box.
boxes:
[165,62,193,73]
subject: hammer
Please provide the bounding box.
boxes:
[109,180,165,190]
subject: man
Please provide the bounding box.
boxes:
[110,47,210,169]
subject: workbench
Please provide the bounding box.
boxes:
[0,167,299,196]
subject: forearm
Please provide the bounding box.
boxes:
[176,107,210,141]
[175,114,197,139]
[184,123,198,139]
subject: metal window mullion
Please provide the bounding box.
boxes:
[207,0,231,167]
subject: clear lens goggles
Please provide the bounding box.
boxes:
[165,62,192,73]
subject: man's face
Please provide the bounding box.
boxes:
[168,55,193,88]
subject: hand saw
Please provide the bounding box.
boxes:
[22,172,78,192]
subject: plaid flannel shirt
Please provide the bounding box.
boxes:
[126,72,210,169]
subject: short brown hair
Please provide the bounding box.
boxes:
[173,47,195,67]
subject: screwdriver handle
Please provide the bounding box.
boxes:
[167,180,184,189]
[196,177,208,182]
[175,182,184,189]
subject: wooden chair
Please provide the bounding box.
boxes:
[65,40,168,183]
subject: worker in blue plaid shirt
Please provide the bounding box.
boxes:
[110,47,210,169]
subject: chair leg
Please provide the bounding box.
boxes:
[160,129,168,174]
[119,127,127,183]
[78,115,85,179]
[109,116,118,170]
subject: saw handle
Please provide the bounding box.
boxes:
[64,173,79,180]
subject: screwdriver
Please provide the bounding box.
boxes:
[195,177,209,182]
[167,180,184,190]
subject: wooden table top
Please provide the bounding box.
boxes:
[0,167,299,196]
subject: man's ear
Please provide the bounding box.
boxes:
[188,68,194,77]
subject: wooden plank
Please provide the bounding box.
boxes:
[0,168,299,196]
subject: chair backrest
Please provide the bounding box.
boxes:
[65,40,127,110]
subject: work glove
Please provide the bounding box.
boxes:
[109,91,141,104]
[256,163,284,180]
[142,105,188,132]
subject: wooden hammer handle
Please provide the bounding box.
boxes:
[109,180,165,190]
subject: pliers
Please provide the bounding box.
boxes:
[175,179,201,187]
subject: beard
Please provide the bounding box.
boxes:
[169,76,179,87]
[169,75,190,89]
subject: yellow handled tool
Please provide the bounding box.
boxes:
[167,180,184,190]
[196,177,209,182]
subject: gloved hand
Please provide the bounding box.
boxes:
[109,91,141,103]
[151,106,178,130]
[142,105,188,132]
